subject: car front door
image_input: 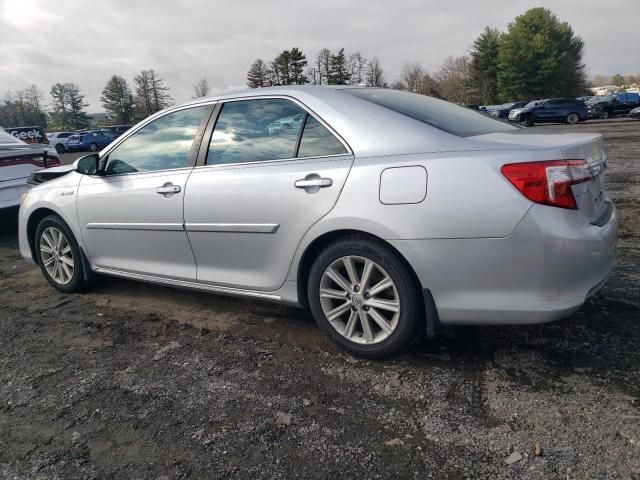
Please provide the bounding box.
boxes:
[183,98,354,291]
[76,105,213,280]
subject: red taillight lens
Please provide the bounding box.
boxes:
[501,160,593,210]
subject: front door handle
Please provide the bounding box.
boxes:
[156,183,181,196]
[295,174,333,194]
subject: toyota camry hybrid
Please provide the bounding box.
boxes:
[18,86,617,358]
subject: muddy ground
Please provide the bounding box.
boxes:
[1,119,639,479]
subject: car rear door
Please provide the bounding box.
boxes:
[77,105,213,280]
[183,97,353,291]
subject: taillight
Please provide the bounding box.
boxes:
[501,160,593,210]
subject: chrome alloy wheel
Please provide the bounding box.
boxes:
[319,255,401,345]
[567,113,579,124]
[40,227,74,285]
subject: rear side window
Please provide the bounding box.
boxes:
[298,116,347,157]
[344,88,518,137]
[207,99,305,165]
[105,105,210,175]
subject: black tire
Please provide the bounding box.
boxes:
[307,236,424,358]
[89,142,98,152]
[55,143,65,154]
[519,116,533,127]
[34,214,91,293]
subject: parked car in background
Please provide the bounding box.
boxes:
[488,101,528,119]
[18,86,616,358]
[587,92,640,119]
[47,132,75,154]
[102,124,134,138]
[0,128,59,209]
[630,106,640,119]
[508,98,587,126]
[66,130,114,152]
[4,126,49,145]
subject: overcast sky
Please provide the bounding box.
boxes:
[1,0,638,112]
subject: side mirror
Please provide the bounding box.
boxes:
[73,154,100,175]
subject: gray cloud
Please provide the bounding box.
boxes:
[1,0,637,111]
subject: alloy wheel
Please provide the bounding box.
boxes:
[567,113,579,124]
[40,227,74,285]
[319,255,400,345]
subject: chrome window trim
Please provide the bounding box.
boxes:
[80,166,194,181]
[192,152,353,172]
[93,267,282,300]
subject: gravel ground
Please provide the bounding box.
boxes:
[1,119,639,479]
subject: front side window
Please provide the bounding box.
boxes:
[105,105,210,175]
[207,99,306,165]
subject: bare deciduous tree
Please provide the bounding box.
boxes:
[435,55,472,104]
[401,62,424,93]
[366,56,385,87]
[192,78,211,98]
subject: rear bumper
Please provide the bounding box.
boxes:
[0,178,29,210]
[390,202,617,325]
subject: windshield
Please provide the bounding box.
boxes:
[524,101,540,108]
[344,88,518,137]
[0,129,25,145]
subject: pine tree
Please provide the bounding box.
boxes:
[329,48,349,85]
[134,70,172,119]
[100,75,134,124]
[469,27,502,104]
[288,47,307,85]
[497,8,586,100]
[50,83,70,129]
[246,59,269,88]
[275,50,291,85]
[66,83,91,129]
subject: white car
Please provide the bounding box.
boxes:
[47,132,75,154]
[0,128,60,210]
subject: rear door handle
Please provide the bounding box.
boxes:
[295,177,333,188]
[156,183,181,195]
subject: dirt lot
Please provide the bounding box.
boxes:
[1,119,639,479]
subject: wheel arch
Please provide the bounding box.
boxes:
[296,228,424,309]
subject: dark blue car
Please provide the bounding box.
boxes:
[66,130,114,152]
[508,98,588,126]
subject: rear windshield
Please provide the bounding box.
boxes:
[344,88,518,137]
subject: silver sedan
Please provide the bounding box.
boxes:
[18,86,617,357]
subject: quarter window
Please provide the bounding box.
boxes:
[298,116,347,157]
[105,106,210,175]
[207,99,305,165]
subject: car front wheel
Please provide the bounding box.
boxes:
[35,215,90,293]
[89,142,98,152]
[55,143,65,154]
[566,113,580,124]
[308,236,423,358]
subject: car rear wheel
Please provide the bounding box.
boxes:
[566,113,580,124]
[35,215,90,293]
[601,110,610,120]
[89,142,98,152]
[55,143,65,154]
[308,236,423,358]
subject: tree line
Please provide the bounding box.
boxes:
[247,8,600,106]
[247,48,385,88]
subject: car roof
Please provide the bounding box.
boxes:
[144,85,534,158]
